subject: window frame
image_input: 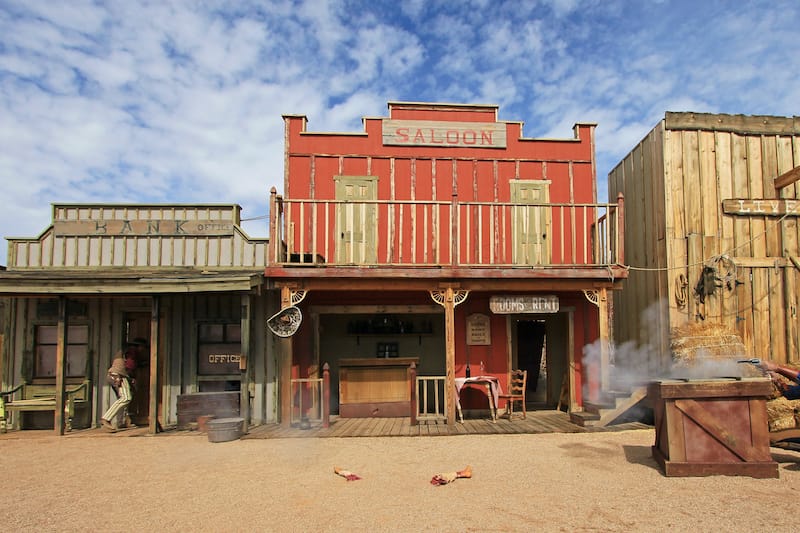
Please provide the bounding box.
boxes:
[30,320,91,382]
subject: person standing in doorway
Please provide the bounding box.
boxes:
[101,346,135,432]
[123,338,148,426]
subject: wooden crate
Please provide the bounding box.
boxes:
[649,378,778,478]
[176,392,240,429]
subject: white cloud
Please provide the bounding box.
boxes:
[1,0,799,265]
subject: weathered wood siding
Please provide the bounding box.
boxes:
[1,293,275,426]
[282,103,603,267]
[610,113,800,371]
[8,204,269,269]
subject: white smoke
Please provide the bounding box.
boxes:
[582,298,759,396]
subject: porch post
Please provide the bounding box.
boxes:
[322,363,330,428]
[240,294,252,428]
[279,286,293,427]
[269,187,282,264]
[53,296,67,435]
[598,288,611,395]
[444,287,456,426]
[148,295,160,434]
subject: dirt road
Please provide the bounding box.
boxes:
[4,428,799,532]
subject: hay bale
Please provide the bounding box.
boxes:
[670,322,748,365]
[766,397,800,431]
[669,322,761,377]
[669,322,800,431]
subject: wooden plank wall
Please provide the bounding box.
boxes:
[1,293,274,427]
[611,113,800,373]
[159,293,273,425]
[8,205,268,269]
[608,124,670,374]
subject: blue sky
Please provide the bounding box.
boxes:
[1,0,798,265]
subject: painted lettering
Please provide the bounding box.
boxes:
[94,221,107,234]
[174,220,187,234]
[208,354,241,364]
[383,120,505,148]
[405,128,498,145]
[120,220,133,234]
[489,295,559,314]
[737,200,749,213]
[147,220,160,234]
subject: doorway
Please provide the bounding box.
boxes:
[123,312,150,426]
[516,320,546,404]
[512,313,570,409]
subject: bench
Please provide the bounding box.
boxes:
[0,380,90,432]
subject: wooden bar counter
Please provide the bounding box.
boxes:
[339,357,418,418]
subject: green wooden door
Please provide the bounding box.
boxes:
[335,176,378,264]
[511,180,551,265]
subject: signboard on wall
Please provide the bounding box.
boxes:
[382,119,507,148]
[198,344,242,375]
[466,313,491,345]
[489,295,559,314]
[54,220,235,236]
[722,199,800,216]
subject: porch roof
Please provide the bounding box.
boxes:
[264,264,627,292]
[0,268,264,295]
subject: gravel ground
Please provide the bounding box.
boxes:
[4,428,799,532]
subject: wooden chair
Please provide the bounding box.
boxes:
[499,370,527,420]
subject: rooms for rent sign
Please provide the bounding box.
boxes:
[489,295,559,314]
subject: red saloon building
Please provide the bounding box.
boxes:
[265,101,626,426]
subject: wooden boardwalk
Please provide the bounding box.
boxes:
[241,410,651,439]
[0,410,651,440]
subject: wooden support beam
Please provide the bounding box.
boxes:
[148,296,160,434]
[444,287,456,426]
[53,296,67,436]
[279,287,293,427]
[240,294,252,427]
[775,165,800,190]
[598,288,610,394]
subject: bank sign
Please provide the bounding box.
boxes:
[489,295,559,314]
[382,119,506,148]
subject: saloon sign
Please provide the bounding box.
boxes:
[382,119,507,148]
[489,295,559,314]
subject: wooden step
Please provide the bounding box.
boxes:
[583,400,615,415]
[569,410,600,427]
[594,386,649,427]
[576,386,650,428]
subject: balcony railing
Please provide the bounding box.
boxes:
[268,190,624,268]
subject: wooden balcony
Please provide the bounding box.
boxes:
[268,190,625,278]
